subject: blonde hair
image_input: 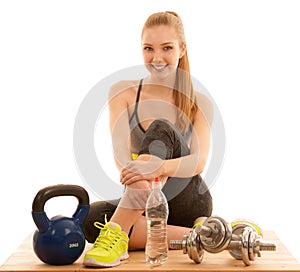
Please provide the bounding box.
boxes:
[142,11,198,132]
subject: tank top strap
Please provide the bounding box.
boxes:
[129,79,143,124]
[136,79,143,102]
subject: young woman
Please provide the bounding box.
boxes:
[83,11,213,267]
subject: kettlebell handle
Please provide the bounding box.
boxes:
[32,184,89,212]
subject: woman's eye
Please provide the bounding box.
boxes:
[144,47,153,51]
[163,46,173,51]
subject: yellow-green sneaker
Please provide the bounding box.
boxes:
[83,219,129,267]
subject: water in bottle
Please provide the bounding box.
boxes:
[145,177,169,265]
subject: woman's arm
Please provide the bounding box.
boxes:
[109,81,153,192]
[108,81,133,171]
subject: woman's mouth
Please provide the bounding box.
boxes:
[150,64,168,71]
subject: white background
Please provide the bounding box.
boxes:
[1,0,300,265]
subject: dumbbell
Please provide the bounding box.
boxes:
[227,226,276,266]
[181,216,262,254]
[170,217,276,266]
[228,221,262,260]
[224,221,276,266]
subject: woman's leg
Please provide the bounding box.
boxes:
[109,207,145,234]
[128,216,191,250]
[138,119,213,227]
[125,119,212,247]
[166,175,213,227]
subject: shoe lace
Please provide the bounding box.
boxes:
[93,215,121,251]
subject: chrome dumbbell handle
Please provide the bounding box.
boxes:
[227,240,277,251]
[170,237,187,251]
[197,224,212,237]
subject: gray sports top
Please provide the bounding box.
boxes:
[129,79,192,156]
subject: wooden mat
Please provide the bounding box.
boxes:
[1,231,300,272]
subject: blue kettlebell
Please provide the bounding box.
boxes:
[32,184,90,265]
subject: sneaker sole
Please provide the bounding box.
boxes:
[83,252,129,268]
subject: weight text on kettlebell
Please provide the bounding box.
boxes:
[69,243,79,248]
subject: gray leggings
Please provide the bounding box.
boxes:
[83,119,212,242]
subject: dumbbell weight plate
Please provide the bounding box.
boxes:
[248,229,259,261]
[200,216,232,253]
[241,227,253,266]
[187,227,204,264]
[229,223,256,260]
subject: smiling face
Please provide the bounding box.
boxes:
[141,25,186,81]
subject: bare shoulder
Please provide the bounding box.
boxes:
[109,79,140,100]
[195,92,214,125]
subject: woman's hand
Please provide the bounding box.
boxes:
[120,154,164,186]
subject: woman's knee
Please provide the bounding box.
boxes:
[146,119,178,139]
[140,119,189,159]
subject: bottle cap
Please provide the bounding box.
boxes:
[154,177,159,182]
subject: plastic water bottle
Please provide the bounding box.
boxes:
[145,177,169,265]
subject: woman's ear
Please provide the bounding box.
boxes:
[179,42,187,59]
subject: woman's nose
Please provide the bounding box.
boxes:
[152,51,163,63]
